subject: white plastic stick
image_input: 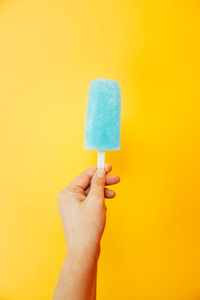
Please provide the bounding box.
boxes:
[97,151,105,169]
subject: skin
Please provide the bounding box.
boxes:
[53,164,120,300]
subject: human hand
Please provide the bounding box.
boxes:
[53,165,120,300]
[58,165,120,257]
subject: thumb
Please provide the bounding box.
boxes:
[88,168,106,200]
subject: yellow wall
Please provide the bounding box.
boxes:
[0,0,200,299]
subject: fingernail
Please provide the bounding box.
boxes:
[96,168,105,178]
[105,164,110,171]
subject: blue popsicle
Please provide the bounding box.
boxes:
[84,79,121,168]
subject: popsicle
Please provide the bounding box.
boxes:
[84,78,121,169]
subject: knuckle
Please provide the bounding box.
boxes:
[57,191,63,201]
[57,188,68,202]
[93,176,104,185]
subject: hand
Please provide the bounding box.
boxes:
[53,165,120,300]
[58,164,120,256]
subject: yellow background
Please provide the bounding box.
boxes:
[0,0,200,299]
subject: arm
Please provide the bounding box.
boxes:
[89,258,98,300]
[53,245,99,299]
[53,165,120,300]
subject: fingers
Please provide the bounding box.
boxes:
[85,174,120,195]
[106,174,120,186]
[85,187,116,198]
[88,168,106,200]
[104,188,116,198]
[68,164,112,190]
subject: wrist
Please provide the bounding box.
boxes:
[67,238,101,255]
[66,242,101,267]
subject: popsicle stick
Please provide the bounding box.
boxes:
[97,151,105,169]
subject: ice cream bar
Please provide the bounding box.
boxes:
[84,78,121,169]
